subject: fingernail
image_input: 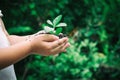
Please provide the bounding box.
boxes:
[64,37,68,41]
[67,43,71,47]
[69,43,71,46]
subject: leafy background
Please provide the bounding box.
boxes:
[0,0,120,80]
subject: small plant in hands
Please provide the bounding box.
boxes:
[42,15,68,57]
[43,15,67,38]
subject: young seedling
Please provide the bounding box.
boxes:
[43,15,67,38]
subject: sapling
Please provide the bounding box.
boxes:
[43,15,67,38]
[42,15,68,57]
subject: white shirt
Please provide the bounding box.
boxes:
[0,10,17,80]
[0,10,3,17]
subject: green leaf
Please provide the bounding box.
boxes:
[44,26,54,33]
[55,28,62,35]
[31,10,37,16]
[29,3,35,9]
[56,23,67,27]
[47,20,53,26]
[53,15,62,27]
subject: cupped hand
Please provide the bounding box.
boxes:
[29,34,70,56]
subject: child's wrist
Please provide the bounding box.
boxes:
[25,36,34,55]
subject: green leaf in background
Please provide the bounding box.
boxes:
[31,10,37,16]
[53,15,62,27]
[56,23,67,27]
[55,27,62,35]
[29,3,35,9]
[47,20,53,26]
[8,26,32,34]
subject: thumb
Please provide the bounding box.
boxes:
[42,34,59,42]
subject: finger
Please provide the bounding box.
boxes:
[55,41,70,54]
[53,42,70,53]
[50,42,66,55]
[49,37,68,49]
[61,43,70,52]
[50,41,70,55]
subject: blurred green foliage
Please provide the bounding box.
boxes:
[0,0,120,80]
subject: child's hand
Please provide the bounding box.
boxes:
[28,34,70,56]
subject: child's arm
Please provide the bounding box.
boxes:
[0,40,31,69]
